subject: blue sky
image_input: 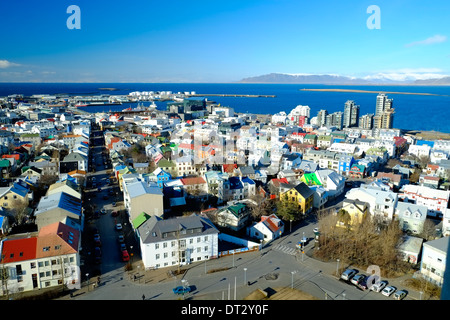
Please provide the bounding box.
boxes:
[0,0,449,82]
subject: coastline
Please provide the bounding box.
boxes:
[299,88,449,96]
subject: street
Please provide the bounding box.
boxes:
[72,213,421,301]
[71,127,422,301]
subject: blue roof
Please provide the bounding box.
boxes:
[416,140,434,147]
[58,192,82,216]
[228,177,243,190]
[10,182,29,198]
[241,176,255,185]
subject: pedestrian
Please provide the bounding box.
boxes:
[142,294,145,300]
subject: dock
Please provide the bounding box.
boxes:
[188,93,276,98]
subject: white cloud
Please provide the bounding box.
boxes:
[405,35,447,47]
[363,68,449,82]
[0,59,21,68]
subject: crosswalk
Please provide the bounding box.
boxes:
[273,244,298,256]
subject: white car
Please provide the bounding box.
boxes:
[340,269,358,281]
[381,285,396,297]
[393,290,407,300]
[115,223,123,231]
[370,280,388,292]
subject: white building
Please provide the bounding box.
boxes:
[271,111,288,125]
[137,214,219,270]
[420,236,448,287]
[345,185,398,221]
[408,144,431,158]
[400,185,450,217]
[247,214,284,245]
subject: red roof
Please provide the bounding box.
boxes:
[270,178,289,187]
[2,154,20,160]
[181,177,206,185]
[1,237,37,263]
[261,214,283,233]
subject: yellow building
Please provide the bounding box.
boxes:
[280,182,314,215]
[337,199,369,228]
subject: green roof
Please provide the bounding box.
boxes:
[132,212,151,229]
[301,173,322,186]
[158,159,175,167]
[318,135,332,141]
[0,159,11,168]
[228,203,247,217]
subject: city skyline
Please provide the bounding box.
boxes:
[0,0,449,83]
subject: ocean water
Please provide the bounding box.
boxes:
[0,83,449,133]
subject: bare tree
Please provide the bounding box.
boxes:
[420,219,438,240]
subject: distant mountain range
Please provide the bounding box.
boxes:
[239,73,450,85]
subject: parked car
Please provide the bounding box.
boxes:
[370,280,388,292]
[116,223,123,231]
[173,286,192,295]
[111,211,119,217]
[382,286,396,297]
[393,290,407,300]
[350,274,366,286]
[112,202,117,207]
[121,250,130,262]
[93,233,100,242]
[118,235,124,243]
[120,243,127,251]
[340,269,358,281]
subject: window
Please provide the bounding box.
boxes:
[155,254,160,260]
[43,246,50,252]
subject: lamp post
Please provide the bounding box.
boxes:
[291,271,297,289]
[86,273,89,291]
[244,268,247,286]
[336,259,340,277]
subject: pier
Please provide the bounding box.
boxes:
[188,93,276,98]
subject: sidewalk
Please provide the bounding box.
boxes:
[58,245,435,300]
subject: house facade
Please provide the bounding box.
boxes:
[247,214,284,244]
[280,182,314,216]
[420,236,448,287]
[137,214,219,270]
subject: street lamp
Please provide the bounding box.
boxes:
[244,268,247,286]
[291,271,297,289]
[86,273,89,291]
[336,259,340,277]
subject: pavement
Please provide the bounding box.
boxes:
[55,241,432,301]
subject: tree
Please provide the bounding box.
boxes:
[336,209,351,228]
[276,195,301,222]
[420,219,439,240]
[13,198,29,226]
